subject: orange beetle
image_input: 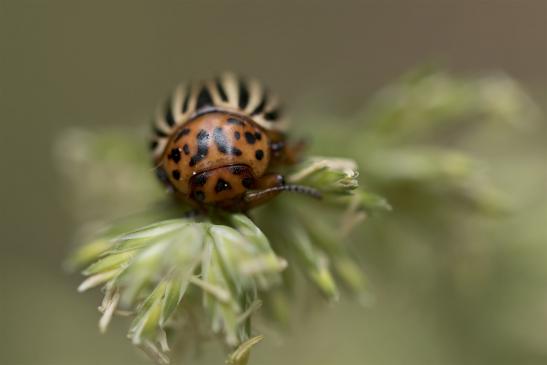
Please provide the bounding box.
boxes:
[150,73,319,211]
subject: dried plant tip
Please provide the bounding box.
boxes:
[139,340,170,365]
[99,289,120,333]
[158,329,170,352]
[227,335,264,365]
[77,269,120,292]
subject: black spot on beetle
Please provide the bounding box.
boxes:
[193,191,205,201]
[213,127,229,154]
[234,131,241,140]
[242,177,254,189]
[189,129,209,166]
[255,149,264,160]
[195,174,207,186]
[172,170,181,180]
[254,132,262,140]
[174,128,190,142]
[214,127,242,156]
[244,132,256,144]
[196,129,209,141]
[149,140,158,150]
[215,178,232,193]
[168,148,181,163]
[182,144,190,155]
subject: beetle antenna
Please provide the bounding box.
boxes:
[280,184,322,198]
[246,184,322,200]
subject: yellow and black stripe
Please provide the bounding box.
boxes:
[150,73,287,161]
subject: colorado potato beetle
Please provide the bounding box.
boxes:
[150,73,320,211]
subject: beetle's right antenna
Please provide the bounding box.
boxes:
[278,184,322,198]
[246,184,322,200]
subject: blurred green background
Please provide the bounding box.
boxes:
[1,1,546,365]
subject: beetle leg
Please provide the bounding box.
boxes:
[241,174,285,209]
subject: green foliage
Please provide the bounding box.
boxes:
[349,68,540,214]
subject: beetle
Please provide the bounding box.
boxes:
[150,72,320,211]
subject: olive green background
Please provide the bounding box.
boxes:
[1,1,546,365]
